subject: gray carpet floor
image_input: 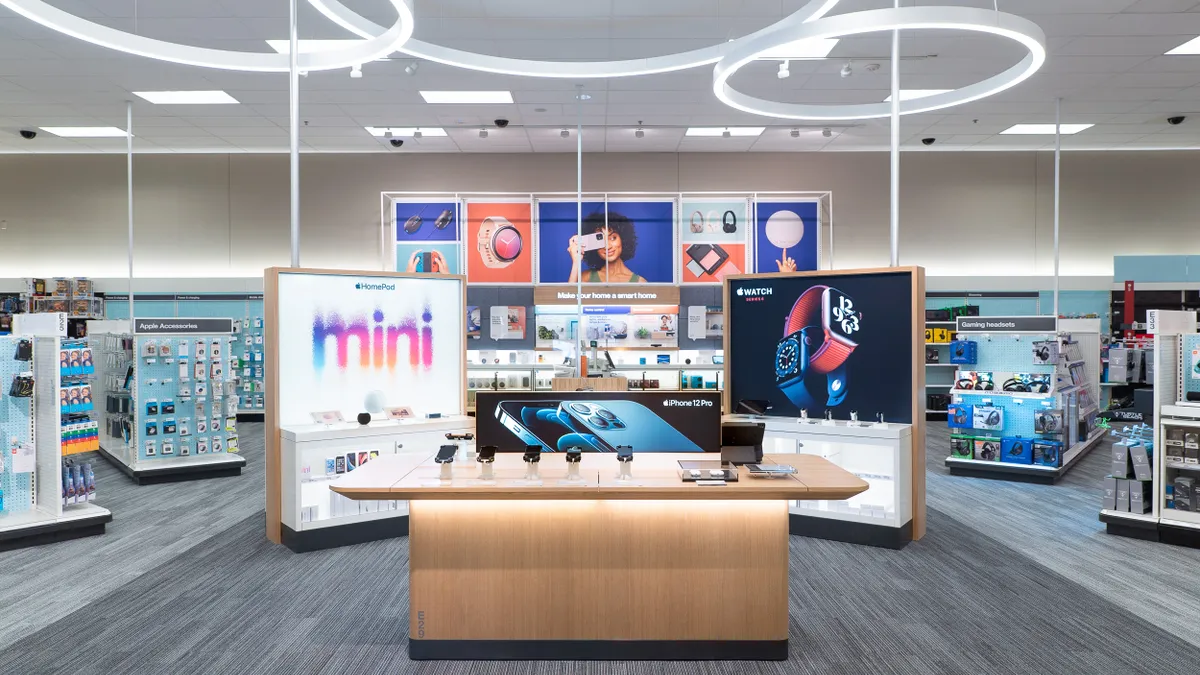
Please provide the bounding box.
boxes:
[2,422,1200,675]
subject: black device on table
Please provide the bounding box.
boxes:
[523,444,541,463]
[478,445,497,463]
[735,399,773,416]
[616,445,634,463]
[721,421,765,465]
[446,432,475,441]
[565,447,583,464]
[434,445,457,464]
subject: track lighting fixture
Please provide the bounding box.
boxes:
[560,129,570,138]
[822,127,832,138]
[479,128,488,138]
[404,61,419,75]
[790,128,800,138]
[777,60,790,79]
[350,64,362,78]
[413,129,422,139]
[840,61,853,78]
[722,128,731,138]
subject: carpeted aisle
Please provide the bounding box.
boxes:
[2,422,1200,674]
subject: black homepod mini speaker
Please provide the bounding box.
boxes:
[357,412,371,425]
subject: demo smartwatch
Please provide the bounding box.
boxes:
[774,285,860,409]
[477,216,523,268]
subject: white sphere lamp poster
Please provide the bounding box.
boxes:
[275,272,464,425]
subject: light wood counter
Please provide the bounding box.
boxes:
[331,452,866,662]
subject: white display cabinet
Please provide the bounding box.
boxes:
[279,415,474,552]
[742,416,914,548]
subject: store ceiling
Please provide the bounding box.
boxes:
[1,0,1200,153]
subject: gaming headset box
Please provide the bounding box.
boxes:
[999,437,1033,465]
[476,390,721,453]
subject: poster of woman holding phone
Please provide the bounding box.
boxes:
[537,200,673,283]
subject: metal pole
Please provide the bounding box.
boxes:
[889,0,900,267]
[1053,97,1062,318]
[289,0,300,267]
[576,85,584,377]
[126,100,134,332]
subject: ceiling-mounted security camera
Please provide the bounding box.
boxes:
[922,137,936,146]
[494,118,510,128]
[389,138,404,148]
[1168,116,1187,125]
[19,129,36,140]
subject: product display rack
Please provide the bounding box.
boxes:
[0,335,111,550]
[92,326,246,484]
[104,293,265,420]
[465,363,566,413]
[944,318,1104,484]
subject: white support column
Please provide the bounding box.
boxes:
[1053,97,1062,318]
[575,85,584,377]
[889,0,900,267]
[126,100,134,332]
[289,0,300,267]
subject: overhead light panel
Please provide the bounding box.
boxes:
[421,90,513,104]
[758,38,839,60]
[883,89,952,102]
[685,127,764,137]
[1000,123,1093,135]
[133,90,238,105]
[40,126,127,138]
[1166,36,1200,55]
[365,126,446,137]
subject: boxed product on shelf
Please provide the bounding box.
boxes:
[950,434,975,459]
[974,438,1000,461]
[1129,444,1153,481]
[1112,443,1131,479]
[947,403,972,428]
[1000,437,1033,465]
[1032,440,1062,467]
[1174,476,1194,511]
[1102,477,1117,511]
[949,340,977,364]
[927,393,950,411]
[1031,340,1058,365]
[1129,480,1152,514]
[925,346,940,364]
[1115,479,1131,512]
[1033,409,1063,435]
[973,405,1003,431]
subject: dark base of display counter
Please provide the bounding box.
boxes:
[98,445,246,485]
[1158,523,1200,549]
[0,512,112,553]
[789,512,911,549]
[236,412,265,423]
[281,516,409,553]
[1100,511,1159,542]
[409,639,788,661]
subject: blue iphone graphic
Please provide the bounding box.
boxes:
[494,401,605,452]
[558,401,702,453]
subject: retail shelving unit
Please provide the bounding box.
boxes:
[466,363,569,413]
[92,324,246,484]
[944,317,1104,484]
[0,336,111,550]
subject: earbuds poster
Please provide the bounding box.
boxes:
[395,200,461,274]
[680,199,749,284]
[754,200,819,274]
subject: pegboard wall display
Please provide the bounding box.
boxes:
[133,335,241,462]
[232,317,266,412]
[1,336,36,515]
[1184,334,1200,403]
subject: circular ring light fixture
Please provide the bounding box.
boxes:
[309,0,840,78]
[0,0,414,72]
[712,6,1046,121]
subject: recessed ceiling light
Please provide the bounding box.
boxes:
[40,126,127,137]
[364,126,447,137]
[1000,123,1094,135]
[133,90,239,105]
[421,90,513,104]
[1166,36,1200,55]
[758,38,839,60]
[685,127,765,137]
[883,89,952,102]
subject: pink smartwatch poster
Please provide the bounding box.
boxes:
[466,200,533,284]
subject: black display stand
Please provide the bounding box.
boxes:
[97,444,246,485]
[280,516,409,553]
[409,639,787,661]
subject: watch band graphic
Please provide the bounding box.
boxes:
[477,216,523,268]
[774,284,860,410]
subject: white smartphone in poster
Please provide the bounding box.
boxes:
[578,231,606,252]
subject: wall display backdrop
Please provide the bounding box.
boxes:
[536,200,675,284]
[272,271,465,425]
[467,306,481,340]
[680,198,749,284]
[535,305,678,350]
[476,390,721,453]
[394,200,460,274]
[466,200,533,284]
[726,270,917,422]
[754,200,820,274]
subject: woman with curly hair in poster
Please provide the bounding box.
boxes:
[567,211,646,283]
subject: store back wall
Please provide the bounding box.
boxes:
[0,151,1195,278]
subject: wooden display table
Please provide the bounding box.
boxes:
[332,452,867,661]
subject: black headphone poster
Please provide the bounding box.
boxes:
[727,272,914,422]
